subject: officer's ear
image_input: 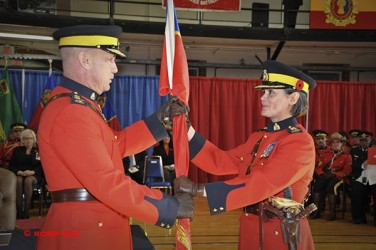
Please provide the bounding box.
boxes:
[288,92,300,106]
[78,50,91,70]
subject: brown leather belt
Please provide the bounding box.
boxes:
[50,188,97,203]
[243,203,278,219]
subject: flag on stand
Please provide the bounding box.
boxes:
[29,73,58,132]
[0,121,5,141]
[98,92,122,131]
[159,1,191,249]
[0,67,24,135]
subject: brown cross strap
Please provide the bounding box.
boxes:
[44,92,106,122]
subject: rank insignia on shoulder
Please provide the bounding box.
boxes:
[287,126,302,134]
[261,142,277,158]
[71,92,87,106]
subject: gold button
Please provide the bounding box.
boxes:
[213,208,218,212]
[98,221,103,227]
[166,224,171,229]
[240,157,244,161]
[161,223,165,227]
[261,162,264,166]
[264,135,268,138]
[219,207,224,211]
[114,135,118,140]
[245,213,249,216]
[274,230,279,235]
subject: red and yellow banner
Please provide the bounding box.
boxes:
[310,0,376,29]
[162,0,240,11]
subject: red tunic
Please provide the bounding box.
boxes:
[189,118,315,250]
[36,78,178,250]
[315,151,352,179]
[315,148,332,168]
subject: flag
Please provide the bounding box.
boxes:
[159,1,191,249]
[159,0,189,105]
[98,92,121,131]
[0,121,5,141]
[29,73,57,132]
[0,67,24,134]
[310,0,376,29]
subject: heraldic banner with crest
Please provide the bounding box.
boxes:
[310,0,376,29]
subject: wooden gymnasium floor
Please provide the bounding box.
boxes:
[131,197,376,250]
[30,196,376,250]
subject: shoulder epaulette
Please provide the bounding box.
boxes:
[287,126,302,134]
[71,92,87,106]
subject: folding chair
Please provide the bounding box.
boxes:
[143,155,172,194]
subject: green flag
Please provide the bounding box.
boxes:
[0,121,5,141]
[0,67,24,135]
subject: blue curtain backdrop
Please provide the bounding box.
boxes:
[0,68,168,131]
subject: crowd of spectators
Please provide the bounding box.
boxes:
[311,128,375,226]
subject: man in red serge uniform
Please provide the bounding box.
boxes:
[0,123,26,168]
[36,25,193,250]
[175,61,317,249]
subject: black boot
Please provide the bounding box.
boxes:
[16,201,23,219]
[311,193,321,219]
[328,194,337,221]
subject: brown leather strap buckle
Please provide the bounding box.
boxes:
[243,203,278,219]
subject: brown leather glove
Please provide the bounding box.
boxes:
[175,192,194,221]
[156,98,172,122]
[170,99,188,116]
[174,176,205,197]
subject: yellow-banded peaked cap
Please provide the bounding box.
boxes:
[52,25,126,58]
[255,60,317,94]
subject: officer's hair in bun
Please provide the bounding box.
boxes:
[284,89,309,118]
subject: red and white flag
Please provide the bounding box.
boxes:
[159,1,191,249]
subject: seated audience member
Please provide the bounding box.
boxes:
[351,133,374,224]
[152,133,176,190]
[0,123,27,168]
[122,150,147,184]
[311,129,331,209]
[349,129,362,148]
[9,129,42,219]
[313,130,331,168]
[312,132,352,221]
[340,131,352,153]
[350,131,372,182]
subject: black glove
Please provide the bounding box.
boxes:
[321,172,335,179]
[174,176,205,197]
[175,192,194,221]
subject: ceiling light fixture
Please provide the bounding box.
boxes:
[0,32,53,41]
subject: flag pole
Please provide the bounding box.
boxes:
[159,1,192,249]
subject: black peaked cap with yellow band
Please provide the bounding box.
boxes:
[313,129,329,138]
[11,123,27,131]
[255,60,317,94]
[52,25,126,58]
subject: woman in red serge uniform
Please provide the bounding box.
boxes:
[175,60,317,250]
[36,25,193,250]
